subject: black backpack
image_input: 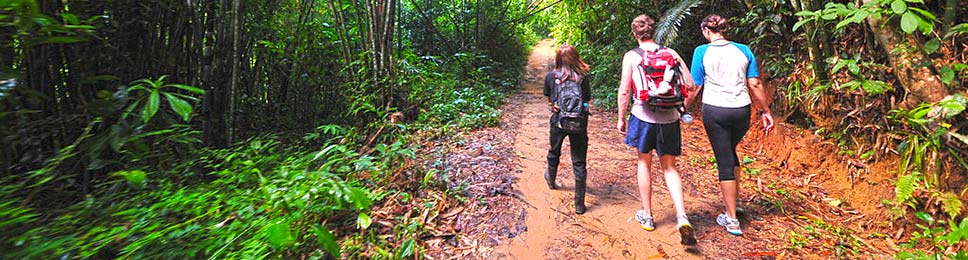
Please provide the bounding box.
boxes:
[553,72,586,134]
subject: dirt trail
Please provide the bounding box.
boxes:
[493,39,731,259]
[425,39,898,259]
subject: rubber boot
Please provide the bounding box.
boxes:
[544,168,559,189]
[574,174,587,214]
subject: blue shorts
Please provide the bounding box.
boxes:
[624,115,682,156]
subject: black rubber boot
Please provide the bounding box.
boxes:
[574,175,587,214]
[544,168,559,189]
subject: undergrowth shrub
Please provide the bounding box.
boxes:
[1,135,413,259]
[400,51,508,130]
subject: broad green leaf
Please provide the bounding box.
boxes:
[861,80,890,95]
[832,60,848,74]
[940,66,955,84]
[168,92,199,101]
[266,222,294,248]
[39,36,85,44]
[908,7,936,21]
[946,23,968,38]
[396,238,416,259]
[940,192,963,217]
[143,90,160,123]
[113,170,146,187]
[895,174,915,203]
[912,106,931,119]
[794,11,816,17]
[313,225,340,257]
[891,0,906,14]
[850,9,870,23]
[348,187,373,209]
[61,13,80,24]
[942,218,968,244]
[917,17,933,35]
[835,19,854,30]
[168,83,204,94]
[357,212,372,230]
[162,92,192,121]
[914,211,934,224]
[821,12,838,21]
[900,12,918,33]
[924,38,941,54]
[937,96,967,116]
[62,25,95,30]
[848,62,861,75]
[792,19,810,32]
[122,99,141,120]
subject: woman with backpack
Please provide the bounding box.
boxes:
[543,44,592,214]
[616,14,697,245]
[689,14,775,236]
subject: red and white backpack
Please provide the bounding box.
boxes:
[631,47,687,110]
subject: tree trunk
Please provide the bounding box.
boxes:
[863,0,948,107]
[790,0,830,84]
[942,0,961,33]
[228,0,240,144]
[203,1,229,147]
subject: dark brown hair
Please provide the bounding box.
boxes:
[555,44,590,82]
[631,15,655,41]
[701,14,729,33]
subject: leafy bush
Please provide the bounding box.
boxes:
[2,136,414,259]
[401,51,508,130]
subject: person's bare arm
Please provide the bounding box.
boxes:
[671,49,699,109]
[747,77,774,131]
[617,52,634,133]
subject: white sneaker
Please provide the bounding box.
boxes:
[635,210,655,231]
[677,215,696,245]
[716,213,742,236]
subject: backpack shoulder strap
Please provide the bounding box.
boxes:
[632,47,646,57]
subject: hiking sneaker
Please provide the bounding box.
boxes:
[635,210,655,231]
[677,215,697,245]
[716,213,742,236]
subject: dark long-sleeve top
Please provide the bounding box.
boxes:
[543,71,591,102]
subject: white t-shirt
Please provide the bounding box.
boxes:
[690,41,760,108]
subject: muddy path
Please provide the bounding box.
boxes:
[493,39,749,260]
[424,39,899,259]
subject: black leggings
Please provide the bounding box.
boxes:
[701,104,750,181]
[548,115,588,181]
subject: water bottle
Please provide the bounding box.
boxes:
[681,113,693,124]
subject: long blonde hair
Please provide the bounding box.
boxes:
[555,44,590,82]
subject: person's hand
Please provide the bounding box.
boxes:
[761,112,774,133]
[549,102,559,113]
[617,118,627,134]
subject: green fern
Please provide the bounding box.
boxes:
[940,191,964,217]
[654,0,704,46]
[896,173,916,204]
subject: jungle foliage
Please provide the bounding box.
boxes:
[0,0,535,258]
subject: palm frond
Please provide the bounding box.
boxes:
[654,0,704,46]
